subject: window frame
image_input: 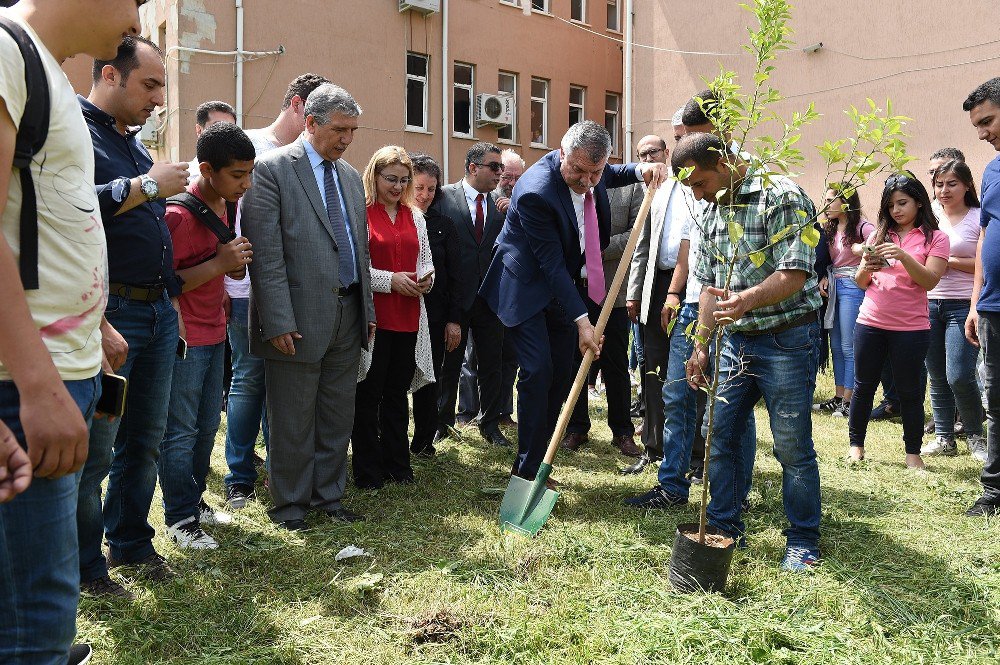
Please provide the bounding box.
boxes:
[569,84,586,128]
[570,0,586,22]
[405,52,429,132]
[606,0,620,32]
[604,92,621,157]
[498,71,518,144]
[530,77,549,148]
[453,61,475,139]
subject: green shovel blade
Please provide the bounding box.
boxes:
[499,463,560,537]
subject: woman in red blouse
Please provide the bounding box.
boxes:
[353,147,435,488]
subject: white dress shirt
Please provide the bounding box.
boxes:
[462,178,489,228]
[656,183,690,271]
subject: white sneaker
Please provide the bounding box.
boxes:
[920,436,957,457]
[167,516,218,550]
[967,434,988,464]
[198,500,232,526]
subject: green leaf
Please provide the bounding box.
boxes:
[727,221,744,245]
[749,251,767,267]
[800,224,820,247]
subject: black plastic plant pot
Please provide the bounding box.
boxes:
[668,522,736,593]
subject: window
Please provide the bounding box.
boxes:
[605,92,620,155]
[453,62,474,137]
[531,0,548,11]
[571,0,585,22]
[530,78,548,146]
[498,71,517,142]
[606,0,620,31]
[569,85,586,127]
[405,53,429,131]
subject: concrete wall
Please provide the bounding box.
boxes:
[64,0,625,179]
[631,0,999,214]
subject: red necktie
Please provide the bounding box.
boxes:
[475,193,485,244]
[584,191,605,304]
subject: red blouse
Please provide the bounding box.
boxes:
[367,202,420,332]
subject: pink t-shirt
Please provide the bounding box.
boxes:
[829,220,875,269]
[929,207,981,300]
[857,227,950,331]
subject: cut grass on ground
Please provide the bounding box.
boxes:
[78,372,1000,664]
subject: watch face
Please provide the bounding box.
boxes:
[141,177,158,199]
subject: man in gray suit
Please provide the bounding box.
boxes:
[241,83,375,530]
[624,133,685,474]
[560,170,645,458]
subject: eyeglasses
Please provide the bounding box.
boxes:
[884,173,913,189]
[473,162,504,174]
[638,147,664,159]
[379,174,411,187]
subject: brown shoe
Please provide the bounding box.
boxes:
[560,432,588,451]
[614,434,643,458]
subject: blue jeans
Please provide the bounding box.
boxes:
[629,321,644,371]
[926,299,983,437]
[0,375,100,665]
[830,277,864,390]
[658,303,756,499]
[224,297,268,488]
[78,294,177,580]
[708,320,822,548]
[159,342,225,526]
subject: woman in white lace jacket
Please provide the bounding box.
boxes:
[353,146,434,488]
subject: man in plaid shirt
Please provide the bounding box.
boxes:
[676,132,823,572]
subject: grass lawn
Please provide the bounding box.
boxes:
[77,371,1000,664]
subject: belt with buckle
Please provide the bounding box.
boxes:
[109,282,166,303]
[335,283,359,297]
[741,309,818,336]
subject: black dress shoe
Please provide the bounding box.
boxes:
[481,426,513,448]
[411,442,436,458]
[432,427,451,444]
[277,518,309,532]
[327,507,365,523]
[620,453,660,475]
[623,485,688,508]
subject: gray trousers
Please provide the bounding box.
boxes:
[264,293,361,522]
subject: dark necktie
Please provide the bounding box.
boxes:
[321,160,357,287]
[475,193,485,244]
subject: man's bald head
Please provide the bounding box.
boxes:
[636,135,667,164]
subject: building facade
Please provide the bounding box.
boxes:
[64,0,627,179]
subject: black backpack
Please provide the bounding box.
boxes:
[0,14,50,291]
[166,192,237,264]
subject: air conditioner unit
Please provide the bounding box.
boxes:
[138,114,159,148]
[399,0,440,14]
[476,93,514,127]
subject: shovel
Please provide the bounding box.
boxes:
[499,183,657,537]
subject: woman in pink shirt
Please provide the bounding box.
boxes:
[921,160,987,459]
[848,173,950,467]
[815,184,874,417]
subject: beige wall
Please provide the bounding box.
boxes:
[632,0,999,215]
[64,0,625,180]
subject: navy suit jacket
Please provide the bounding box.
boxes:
[479,150,641,327]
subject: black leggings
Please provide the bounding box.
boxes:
[848,323,929,455]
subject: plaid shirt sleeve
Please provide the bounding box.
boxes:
[766,187,817,274]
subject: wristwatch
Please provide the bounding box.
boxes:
[138,174,159,201]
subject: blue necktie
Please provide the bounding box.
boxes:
[322,160,357,287]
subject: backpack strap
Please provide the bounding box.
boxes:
[0,16,50,291]
[166,191,236,245]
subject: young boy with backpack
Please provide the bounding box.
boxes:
[160,122,255,550]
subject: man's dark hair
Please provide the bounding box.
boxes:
[930,147,965,162]
[195,101,236,127]
[682,88,718,127]
[196,122,255,171]
[963,77,1000,112]
[671,132,732,172]
[92,35,162,84]
[409,152,441,187]
[465,142,502,173]
[282,73,331,109]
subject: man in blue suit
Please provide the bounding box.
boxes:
[480,121,668,482]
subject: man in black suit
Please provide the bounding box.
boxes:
[434,143,512,448]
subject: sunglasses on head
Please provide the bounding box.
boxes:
[884,173,914,190]
[473,162,504,174]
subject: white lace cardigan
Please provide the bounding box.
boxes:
[358,206,435,392]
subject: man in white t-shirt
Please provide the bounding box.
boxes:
[222,73,330,510]
[0,2,143,662]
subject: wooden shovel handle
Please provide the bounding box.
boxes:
[541,184,657,466]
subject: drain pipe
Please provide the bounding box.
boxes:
[235,0,245,126]
[441,0,450,182]
[623,0,633,157]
